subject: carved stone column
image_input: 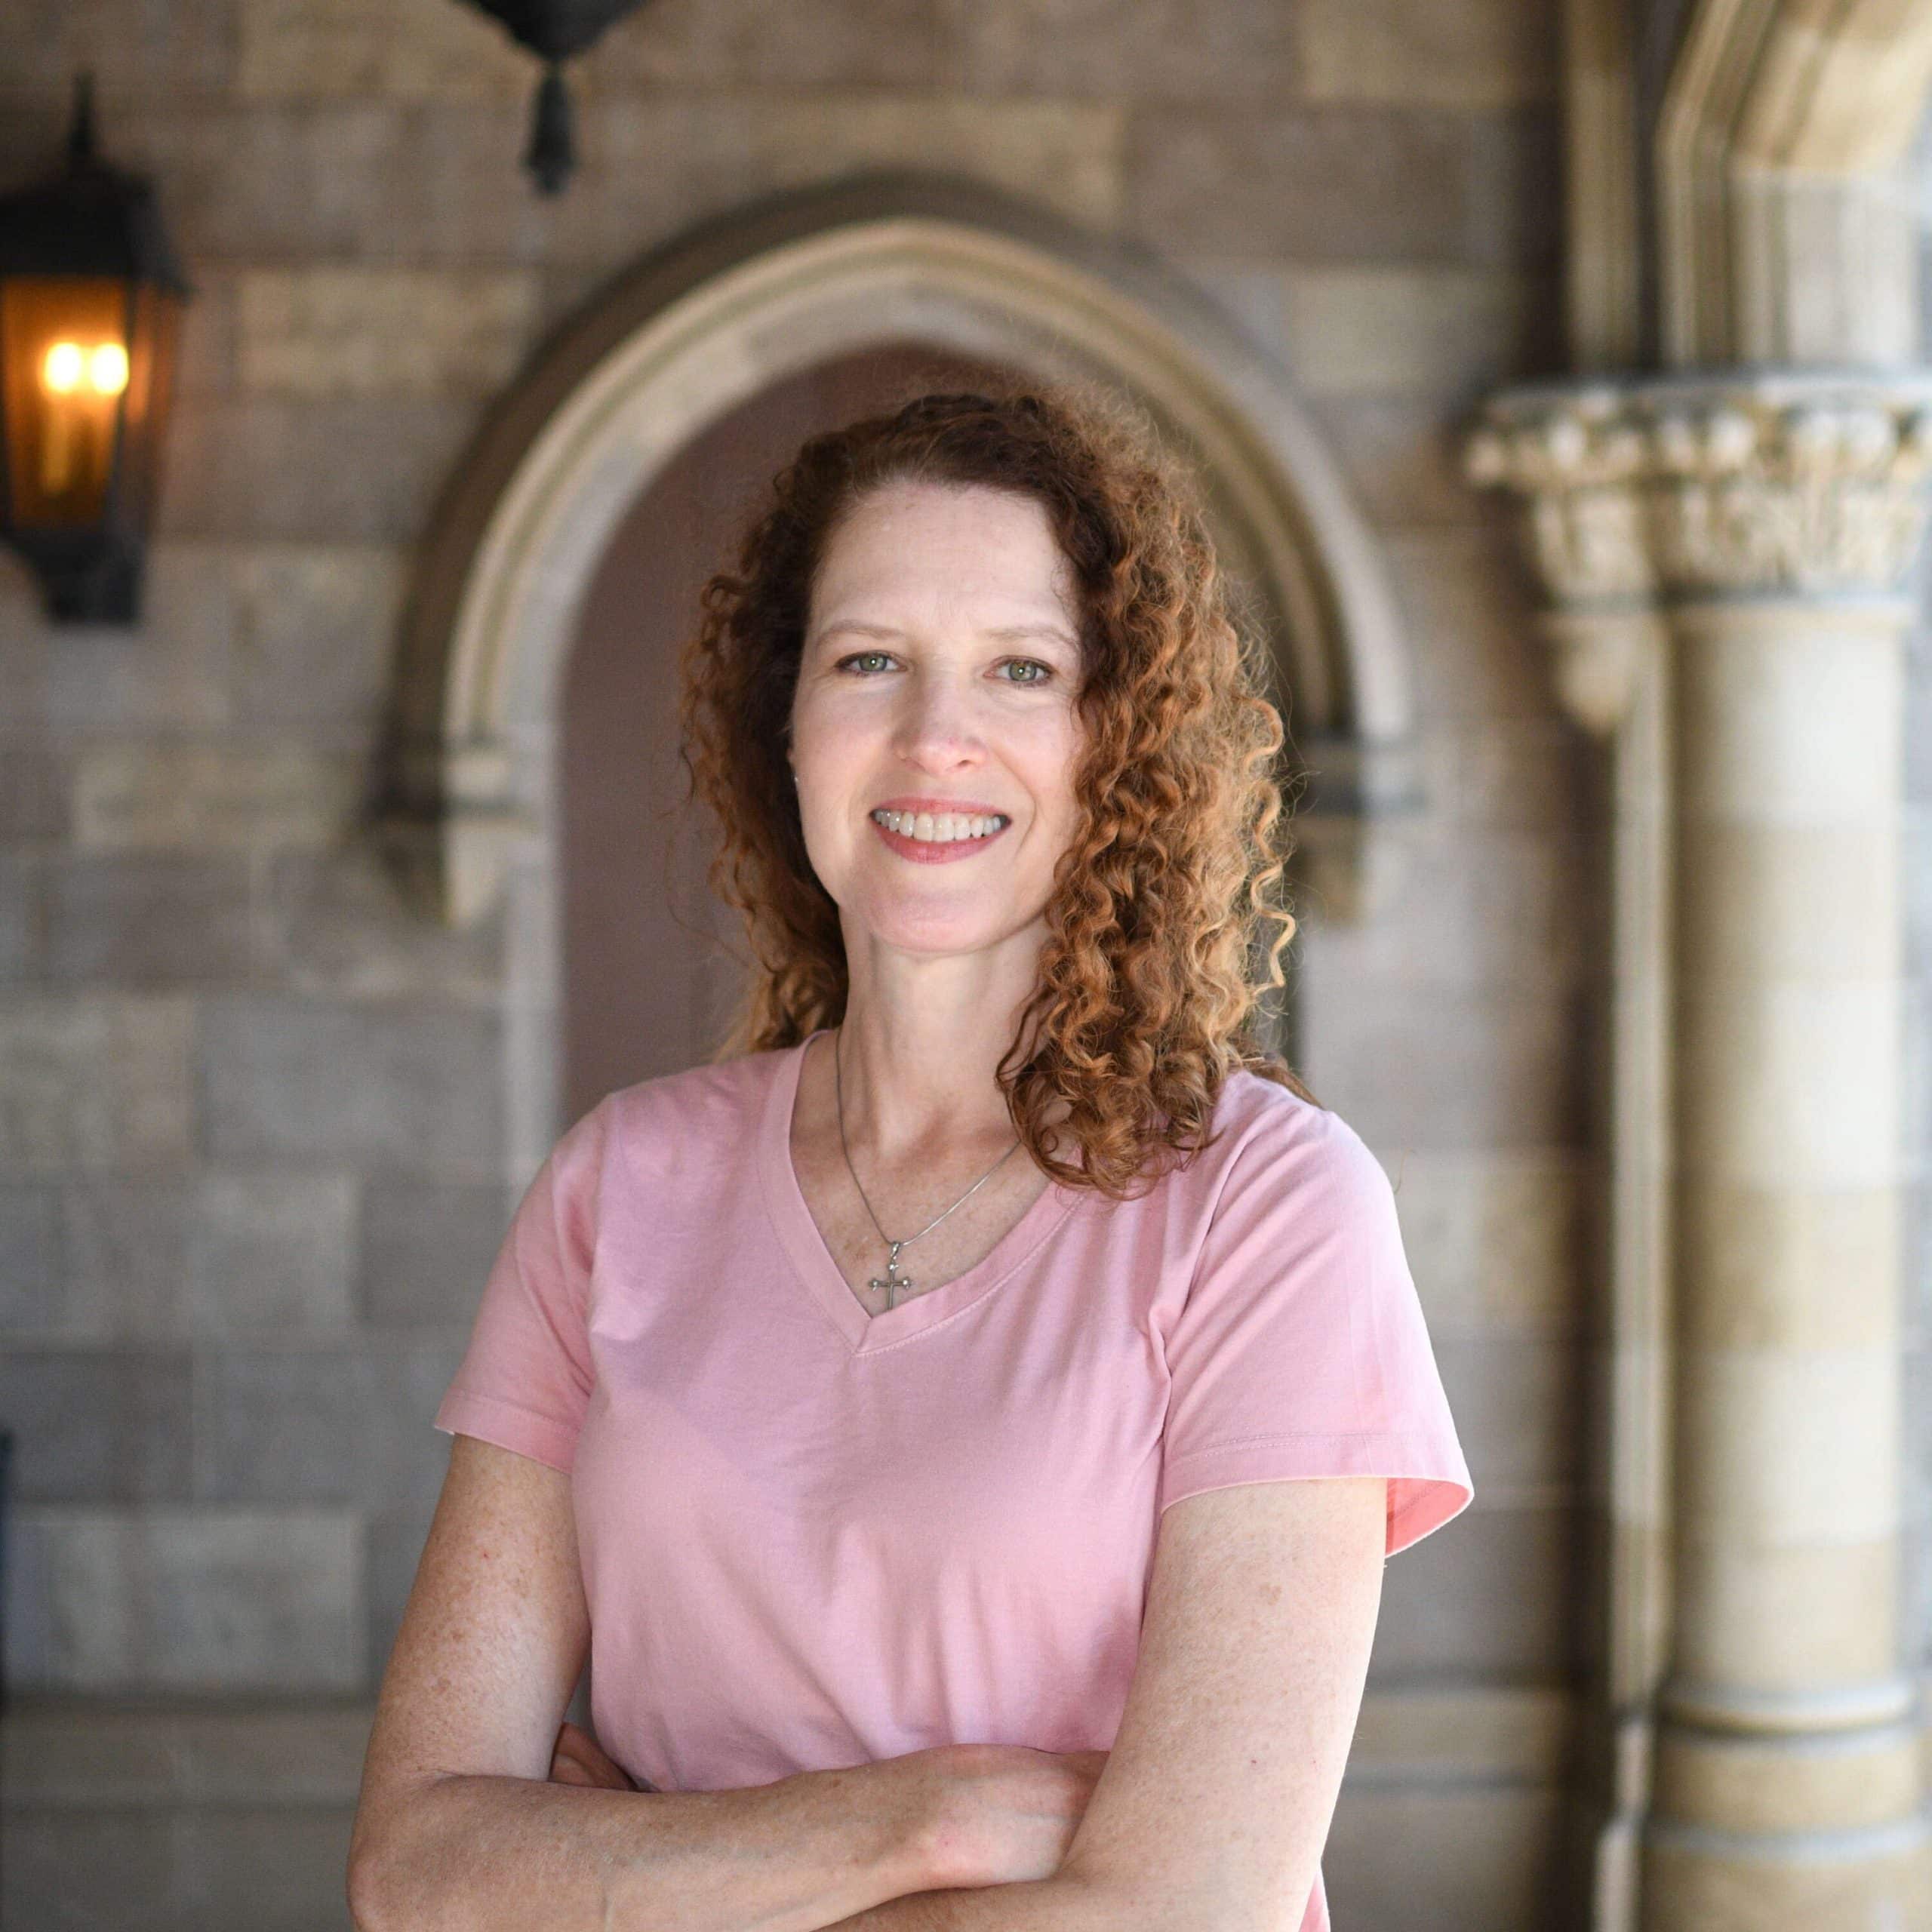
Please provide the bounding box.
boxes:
[1469,374,1932,1930]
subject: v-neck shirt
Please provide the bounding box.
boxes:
[434,1029,1474,1932]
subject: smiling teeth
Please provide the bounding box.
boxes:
[871,809,1008,842]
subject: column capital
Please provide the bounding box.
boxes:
[1466,371,1932,609]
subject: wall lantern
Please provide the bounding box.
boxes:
[0,75,191,624]
[454,0,660,195]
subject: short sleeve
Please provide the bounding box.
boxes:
[1158,1106,1474,1556]
[432,1098,610,1475]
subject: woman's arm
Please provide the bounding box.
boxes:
[347,1435,943,1932]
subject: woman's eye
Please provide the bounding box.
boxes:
[837,651,896,674]
[999,660,1053,685]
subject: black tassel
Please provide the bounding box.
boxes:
[524,63,574,195]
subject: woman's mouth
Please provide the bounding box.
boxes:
[868,808,1011,863]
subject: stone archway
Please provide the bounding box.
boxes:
[377,171,1418,1171]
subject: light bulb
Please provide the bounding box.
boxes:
[88,343,129,396]
[43,340,85,394]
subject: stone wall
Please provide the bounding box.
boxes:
[0,2,1576,1924]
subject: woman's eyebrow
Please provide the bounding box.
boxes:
[811,618,1078,647]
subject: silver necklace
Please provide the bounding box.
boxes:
[832,1026,1024,1309]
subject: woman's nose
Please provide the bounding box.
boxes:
[891,668,983,766]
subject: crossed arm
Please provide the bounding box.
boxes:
[354,1434,1386,1932]
[566,1471,1387,1932]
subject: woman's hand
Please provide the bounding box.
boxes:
[547,1719,641,1792]
[900,1743,1110,1892]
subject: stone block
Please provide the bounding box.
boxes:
[0,854,34,980]
[949,0,1297,102]
[1,1811,176,1932]
[1407,715,1590,831]
[14,1506,363,1692]
[1279,266,1558,399]
[1368,1499,1575,1677]
[17,542,234,735]
[258,847,506,1000]
[2,1700,373,1807]
[0,735,67,841]
[1297,971,1589,1151]
[43,855,257,984]
[176,1808,361,1930]
[230,545,408,740]
[57,1180,193,1340]
[1432,1334,1585,1495]
[1381,527,1552,721]
[238,267,540,398]
[0,995,193,1172]
[359,1179,514,1328]
[240,0,530,96]
[1306,394,1496,527]
[1296,822,1589,989]
[1325,1785,1567,1932]
[549,94,1126,262]
[1383,1149,1588,1339]
[173,263,238,400]
[192,1346,466,1515]
[0,1185,62,1331]
[0,1351,192,1503]
[0,0,237,92]
[188,1171,358,1337]
[1300,0,1558,108]
[1128,105,1558,266]
[597,0,954,88]
[197,993,504,1178]
[2,1806,360,1932]
[72,742,356,853]
[1171,257,1298,367]
[156,395,481,541]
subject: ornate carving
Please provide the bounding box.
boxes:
[1466,375,1932,605]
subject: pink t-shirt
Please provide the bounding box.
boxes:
[435,1027,1474,1930]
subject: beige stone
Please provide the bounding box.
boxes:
[1281,267,1553,398]
[1677,980,1901,1189]
[1677,1180,1901,1352]
[23,1508,362,1692]
[1676,619,1903,826]
[0,997,192,1173]
[1675,1346,1899,1547]
[1380,528,1554,721]
[1678,820,1900,981]
[1300,0,1558,108]
[1644,1823,1932,1932]
[1323,1785,1566,1932]
[1381,1149,1588,1338]
[1672,1537,1900,1690]
[72,743,358,854]
[239,0,529,97]
[230,545,409,740]
[1653,1719,1925,1835]
[557,95,1127,256]
[187,1172,358,1337]
[238,267,540,398]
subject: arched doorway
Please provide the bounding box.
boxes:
[378,172,1417,1177]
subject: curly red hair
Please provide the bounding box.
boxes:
[675,379,1320,1200]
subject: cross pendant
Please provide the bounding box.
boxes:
[869,1241,915,1310]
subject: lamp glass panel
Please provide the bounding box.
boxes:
[1,275,131,528]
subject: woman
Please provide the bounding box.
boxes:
[348,386,1473,1932]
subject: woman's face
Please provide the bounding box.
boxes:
[788,478,1087,964]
